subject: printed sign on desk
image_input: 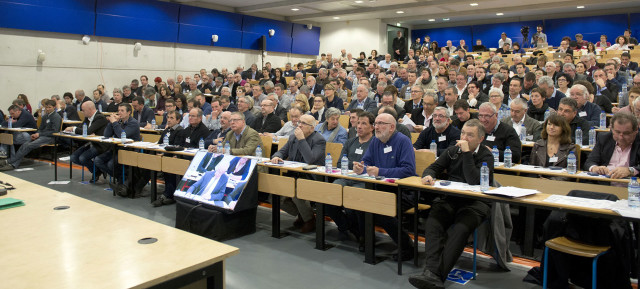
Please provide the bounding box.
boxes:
[447,268,474,285]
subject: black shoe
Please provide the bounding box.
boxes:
[89,171,102,183]
[152,195,176,207]
[358,237,365,252]
[392,248,414,262]
[408,270,444,289]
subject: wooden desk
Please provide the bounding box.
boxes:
[0,127,38,133]
[494,164,630,184]
[0,173,238,289]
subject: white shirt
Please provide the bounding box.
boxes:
[512,118,525,137]
[499,38,512,49]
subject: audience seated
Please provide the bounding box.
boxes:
[529,114,575,180]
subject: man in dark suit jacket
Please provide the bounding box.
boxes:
[241,64,262,81]
[380,92,406,119]
[250,99,282,133]
[593,69,620,104]
[131,96,155,128]
[346,84,378,114]
[478,102,521,163]
[392,31,406,61]
[271,114,326,233]
[152,110,185,207]
[176,107,210,148]
[584,113,640,179]
[58,100,80,121]
[620,52,639,74]
[460,81,489,109]
[67,101,109,180]
[73,89,92,111]
[557,97,590,146]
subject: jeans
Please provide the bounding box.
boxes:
[70,145,99,173]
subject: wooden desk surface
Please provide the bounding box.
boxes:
[259,161,399,187]
[0,173,238,289]
[494,164,630,183]
[140,128,163,134]
[395,176,620,218]
[520,142,593,152]
[0,127,37,132]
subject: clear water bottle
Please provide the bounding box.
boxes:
[217,141,223,154]
[405,87,411,99]
[575,126,583,147]
[8,117,12,128]
[341,154,348,175]
[567,151,577,174]
[255,144,262,158]
[82,123,87,137]
[544,109,550,121]
[325,153,333,173]
[63,111,68,121]
[589,127,596,148]
[77,104,81,111]
[628,177,640,208]
[374,95,379,103]
[121,130,126,141]
[224,141,231,155]
[163,133,169,145]
[497,108,503,121]
[151,119,156,129]
[198,138,204,150]
[272,134,278,143]
[504,146,512,168]
[621,84,628,103]
[98,104,102,112]
[599,111,606,129]
[505,108,510,121]
[492,146,500,165]
[430,140,437,155]
[519,124,526,142]
[480,162,490,191]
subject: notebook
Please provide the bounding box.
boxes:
[0,198,25,210]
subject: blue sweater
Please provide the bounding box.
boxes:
[103,117,141,141]
[361,132,416,178]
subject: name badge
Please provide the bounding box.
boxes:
[383,146,393,154]
[486,135,496,141]
[185,137,190,143]
[355,148,363,155]
[578,111,587,117]
[549,156,558,163]
[46,119,50,124]
[438,135,446,142]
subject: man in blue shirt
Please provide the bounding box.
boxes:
[353,112,416,261]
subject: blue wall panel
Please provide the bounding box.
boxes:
[291,24,321,55]
[241,31,292,53]
[0,0,94,11]
[242,15,293,36]
[545,14,626,45]
[179,5,242,30]
[96,14,178,43]
[97,0,179,22]
[472,20,541,48]
[631,14,640,40]
[242,32,262,50]
[412,26,472,50]
[179,24,242,48]
[0,0,94,35]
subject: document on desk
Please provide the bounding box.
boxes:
[576,171,609,179]
[435,181,481,192]
[512,164,566,173]
[266,160,307,168]
[124,141,158,148]
[608,200,640,219]
[543,195,615,210]
[483,186,539,198]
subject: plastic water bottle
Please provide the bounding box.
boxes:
[492,146,500,165]
[163,133,169,145]
[480,162,490,192]
[8,117,12,128]
[519,124,526,142]
[505,108,510,121]
[430,140,437,155]
[589,127,596,148]
[272,134,278,143]
[121,130,126,141]
[599,111,606,129]
[199,138,204,150]
[63,111,68,121]
[575,126,583,147]
[504,146,512,168]
[341,154,348,175]
[151,119,156,129]
[405,87,411,99]
[82,123,87,137]
[374,95,379,103]
[98,104,102,112]
[567,151,577,174]
[325,153,333,173]
[217,141,223,154]
[544,109,550,121]
[77,105,81,111]
[224,141,231,155]
[497,108,503,121]
[255,144,262,158]
[621,84,628,103]
[628,177,640,208]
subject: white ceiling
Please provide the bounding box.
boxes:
[171,0,640,28]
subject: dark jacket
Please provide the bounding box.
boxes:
[423,145,494,185]
[527,102,549,122]
[530,140,575,180]
[584,132,640,172]
[158,124,184,145]
[133,105,155,127]
[37,111,62,137]
[177,121,210,148]
[2,109,37,130]
[59,106,80,121]
[413,124,461,156]
[103,117,141,141]
[251,112,282,133]
[451,112,478,130]
[568,116,591,146]
[481,122,522,163]
[273,131,326,165]
[346,97,378,114]
[74,111,108,136]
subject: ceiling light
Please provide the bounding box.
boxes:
[396,10,404,14]
[470,3,478,6]
[577,5,584,8]
[291,8,299,11]
[496,13,504,16]
[333,16,340,20]
[355,0,364,3]
[428,19,435,22]
[443,18,450,21]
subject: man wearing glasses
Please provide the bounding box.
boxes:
[410,89,436,133]
[176,107,210,148]
[413,107,461,156]
[404,84,424,117]
[409,119,493,289]
[271,114,326,233]
[585,113,640,181]
[478,102,521,163]
[353,113,416,262]
[210,112,260,156]
[220,95,238,112]
[237,96,256,127]
[251,99,282,133]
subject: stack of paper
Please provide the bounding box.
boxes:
[543,195,615,210]
[434,181,481,192]
[483,186,539,198]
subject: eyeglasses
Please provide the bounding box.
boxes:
[298,122,313,127]
[229,118,243,122]
[478,113,495,119]
[374,122,393,126]
[432,114,448,119]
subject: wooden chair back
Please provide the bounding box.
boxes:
[296,179,342,206]
[326,142,343,167]
[410,133,419,144]
[257,172,295,197]
[339,114,349,129]
[342,186,396,217]
[142,133,161,143]
[415,150,436,176]
[0,133,13,145]
[259,135,273,158]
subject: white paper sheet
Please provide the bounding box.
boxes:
[609,200,640,219]
[434,181,481,192]
[401,115,416,128]
[483,186,539,198]
[544,195,615,210]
